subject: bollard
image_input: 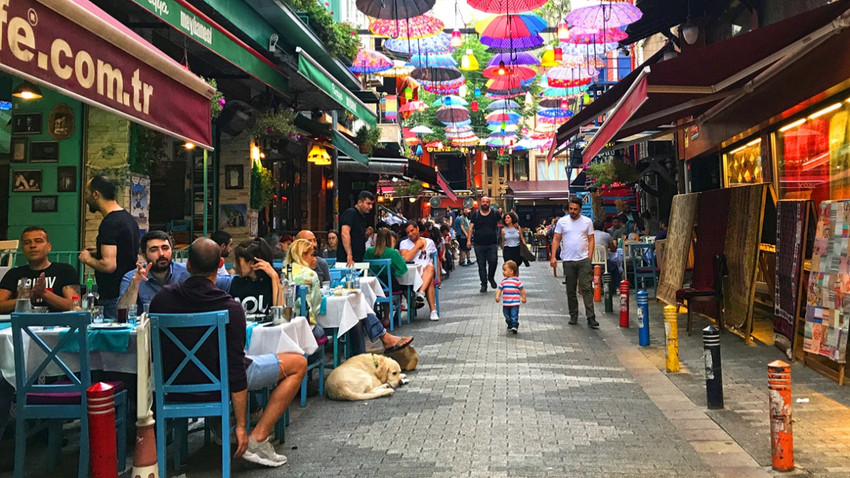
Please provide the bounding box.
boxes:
[603,272,613,313]
[664,305,679,373]
[703,325,724,409]
[619,280,630,327]
[87,382,118,478]
[637,289,650,346]
[593,265,602,302]
[768,360,794,472]
[132,415,158,478]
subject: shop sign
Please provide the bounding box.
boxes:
[0,0,212,147]
[297,52,377,127]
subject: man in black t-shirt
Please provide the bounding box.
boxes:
[0,226,78,313]
[338,190,375,266]
[79,175,140,319]
[467,196,501,293]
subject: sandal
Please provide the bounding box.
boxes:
[384,336,413,353]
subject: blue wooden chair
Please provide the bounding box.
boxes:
[628,243,658,298]
[150,310,231,478]
[297,285,325,406]
[329,268,343,284]
[12,311,128,478]
[432,254,441,317]
[366,258,402,331]
[324,258,336,268]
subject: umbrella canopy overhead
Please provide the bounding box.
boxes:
[435,105,471,123]
[400,100,429,113]
[407,54,458,68]
[440,118,472,127]
[483,64,536,81]
[485,111,521,122]
[474,13,547,39]
[424,140,445,149]
[356,0,435,20]
[480,34,544,50]
[487,123,519,132]
[467,0,547,15]
[349,49,394,74]
[486,99,521,110]
[486,136,518,147]
[486,88,530,99]
[383,33,454,55]
[539,97,569,108]
[409,125,434,134]
[487,75,530,92]
[537,108,574,118]
[547,77,593,88]
[411,66,463,82]
[432,95,469,107]
[566,27,629,45]
[370,14,444,39]
[565,2,643,29]
[487,52,540,67]
[376,60,415,77]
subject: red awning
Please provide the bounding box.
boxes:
[552,0,850,164]
[506,180,571,200]
[0,0,215,148]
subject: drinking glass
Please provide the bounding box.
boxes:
[92,306,105,324]
[117,306,129,324]
[321,281,331,296]
[128,305,138,325]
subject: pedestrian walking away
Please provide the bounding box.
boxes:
[551,196,598,329]
[467,196,500,293]
[495,260,526,334]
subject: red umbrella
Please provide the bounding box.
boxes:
[482,65,536,81]
[370,14,444,39]
[425,140,445,149]
[467,0,547,15]
[400,100,429,113]
[566,27,628,45]
[487,76,526,91]
[474,13,547,39]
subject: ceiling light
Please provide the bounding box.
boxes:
[12,81,42,100]
[808,103,842,119]
[779,119,806,132]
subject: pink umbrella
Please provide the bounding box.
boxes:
[483,64,537,81]
[467,0,547,15]
[370,14,444,39]
[400,101,429,113]
[565,2,643,30]
[349,49,394,74]
[566,27,628,45]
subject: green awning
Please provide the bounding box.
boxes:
[297,48,377,127]
[331,131,368,166]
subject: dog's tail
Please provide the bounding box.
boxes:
[328,387,394,401]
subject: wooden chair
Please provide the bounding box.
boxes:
[677,254,726,335]
[366,258,402,331]
[0,239,18,267]
[297,285,325,407]
[629,243,658,297]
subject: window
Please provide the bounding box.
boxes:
[498,164,505,177]
[486,161,493,177]
[537,159,568,180]
[723,139,763,187]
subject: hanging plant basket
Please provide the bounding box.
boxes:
[248,108,298,141]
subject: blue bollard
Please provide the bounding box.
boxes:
[637,289,650,346]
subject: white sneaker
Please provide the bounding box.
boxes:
[415,291,426,309]
[243,436,287,467]
[429,310,440,321]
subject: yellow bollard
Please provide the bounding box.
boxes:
[664,305,680,373]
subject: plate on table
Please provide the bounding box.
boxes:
[0,315,10,323]
[90,322,133,329]
[246,314,268,322]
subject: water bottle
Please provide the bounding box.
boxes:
[71,295,82,311]
[85,283,97,312]
[15,279,32,313]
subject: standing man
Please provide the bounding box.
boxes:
[79,175,139,319]
[467,197,500,293]
[551,197,598,329]
[455,208,471,266]
[338,190,375,267]
[211,230,234,275]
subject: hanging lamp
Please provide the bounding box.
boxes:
[557,22,570,41]
[451,28,462,47]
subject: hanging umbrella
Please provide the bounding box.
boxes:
[565,2,643,29]
[383,33,454,55]
[485,88,530,99]
[548,66,598,81]
[486,111,521,122]
[370,14,444,39]
[349,49,394,74]
[537,114,570,125]
[410,125,434,134]
[487,118,520,127]
[486,99,521,110]
[487,52,539,67]
[540,84,588,97]
[422,82,462,94]
[489,129,518,138]
[424,140,445,149]
[407,54,458,68]
[411,66,463,82]
[432,95,469,107]
[548,77,593,88]
[560,54,606,70]
[441,118,472,127]
[376,60,415,77]
[356,0,435,20]
[467,0,547,14]
[487,123,519,132]
[474,13,547,39]
[539,97,568,109]
[480,34,544,51]
[537,108,574,119]
[486,43,543,53]
[562,42,620,57]
[453,137,480,146]
[483,65,536,81]
[486,136,518,147]
[566,27,629,45]
[400,101,429,113]
[486,75,528,92]
[435,106,470,123]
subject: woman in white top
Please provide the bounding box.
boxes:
[501,212,528,268]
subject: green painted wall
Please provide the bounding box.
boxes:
[8,83,83,255]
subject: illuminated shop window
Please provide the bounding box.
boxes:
[724,139,763,186]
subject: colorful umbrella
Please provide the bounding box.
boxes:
[422,82,462,94]
[411,66,463,82]
[410,125,434,134]
[445,126,474,136]
[548,66,598,81]
[565,2,643,30]
[566,27,629,45]
[547,77,593,88]
[349,49,394,74]
[376,60,415,77]
[486,111,521,122]
[487,52,540,67]
[536,114,570,125]
[489,129,518,138]
[539,98,569,109]
[424,140,445,149]
[356,0,435,20]
[383,34,454,55]
[480,34,544,51]
[483,64,536,81]
[400,101,429,113]
[452,137,480,146]
[486,99,521,110]
[407,54,458,68]
[486,136,518,147]
[486,88,530,99]
[435,106,470,123]
[467,0,547,15]
[486,76,529,92]
[560,54,606,70]
[370,14,444,39]
[440,118,471,127]
[487,123,519,132]
[474,13,547,39]
[537,108,574,119]
[432,95,469,107]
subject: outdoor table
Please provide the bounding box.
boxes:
[246,316,318,356]
[397,263,425,291]
[357,276,384,306]
[315,290,375,336]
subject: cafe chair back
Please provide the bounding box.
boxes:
[366,258,402,331]
[432,253,441,316]
[628,243,658,297]
[297,285,325,406]
[12,311,127,478]
[592,245,608,274]
[150,310,231,477]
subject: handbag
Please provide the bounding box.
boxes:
[519,241,535,263]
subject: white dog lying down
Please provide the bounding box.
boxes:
[326,354,406,401]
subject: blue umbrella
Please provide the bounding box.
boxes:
[407,54,457,68]
[383,33,454,55]
[538,108,575,118]
[486,99,522,111]
[432,95,469,107]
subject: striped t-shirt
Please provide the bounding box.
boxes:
[499,277,524,306]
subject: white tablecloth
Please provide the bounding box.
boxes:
[358,276,385,306]
[397,264,425,291]
[316,291,375,336]
[247,316,318,356]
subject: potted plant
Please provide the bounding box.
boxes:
[355,125,381,155]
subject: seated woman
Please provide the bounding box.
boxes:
[229,238,281,316]
[363,228,408,292]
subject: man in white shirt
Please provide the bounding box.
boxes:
[551,197,598,329]
[400,221,439,321]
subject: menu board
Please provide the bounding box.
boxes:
[774,200,810,341]
[803,200,850,363]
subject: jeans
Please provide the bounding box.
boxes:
[100,297,118,320]
[563,258,596,321]
[348,313,387,356]
[473,244,499,286]
[503,305,519,329]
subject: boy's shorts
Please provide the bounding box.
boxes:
[246,354,280,390]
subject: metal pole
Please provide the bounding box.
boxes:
[593,265,602,302]
[332,112,340,231]
[768,360,794,471]
[87,382,118,478]
[202,149,208,236]
[637,289,649,347]
[664,305,679,373]
[703,325,723,409]
[619,280,629,327]
[603,272,613,313]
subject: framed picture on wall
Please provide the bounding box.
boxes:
[11,113,42,134]
[10,137,27,162]
[32,195,58,213]
[48,104,75,140]
[30,141,59,162]
[225,165,244,189]
[12,170,42,192]
[57,166,76,192]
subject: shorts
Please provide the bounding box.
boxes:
[458,236,469,252]
[246,354,281,391]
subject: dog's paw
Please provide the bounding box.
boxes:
[401,378,410,386]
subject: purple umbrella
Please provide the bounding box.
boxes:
[487,52,540,68]
[411,66,463,82]
[480,34,544,50]
[565,2,643,30]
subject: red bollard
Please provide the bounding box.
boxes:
[768,360,794,472]
[87,382,118,478]
[619,280,630,327]
[593,265,602,302]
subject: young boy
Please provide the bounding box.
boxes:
[495,260,526,334]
